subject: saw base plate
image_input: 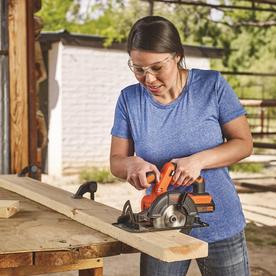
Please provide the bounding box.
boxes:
[113,218,208,233]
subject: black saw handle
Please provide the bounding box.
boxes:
[192,176,206,194]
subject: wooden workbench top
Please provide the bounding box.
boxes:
[0,187,123,269]
[0,175,208,263]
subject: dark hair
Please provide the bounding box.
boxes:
[127,16,185,67]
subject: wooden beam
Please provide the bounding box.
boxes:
[0,258,103,276]
[0,253,32,269]
[240,99,276,107]
[253,142,276,149]
[0,175,208,262]
[8,0,29,173]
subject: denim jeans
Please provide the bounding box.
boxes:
[140,230,250,276]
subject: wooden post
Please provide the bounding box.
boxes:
[8,0,29,173]
[260,107,265,137]
[8,0,39,178]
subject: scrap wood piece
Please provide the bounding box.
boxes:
[0,200,20,218]
[243,210,276,227]
[0,175,208,262]
[239,192,276,210]
[242,204,276,219]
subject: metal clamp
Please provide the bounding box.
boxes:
[17,165,39,177]
[72,181,97,200]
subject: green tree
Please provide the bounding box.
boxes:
[37,0,80,31]
[38,0,276,98]
[38,0,149,45]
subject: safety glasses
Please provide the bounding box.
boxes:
[128,54,175,77]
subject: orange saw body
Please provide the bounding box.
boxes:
[113,162,215,233]
[142,162,214,213]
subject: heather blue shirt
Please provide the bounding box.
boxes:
[111,69,246,243]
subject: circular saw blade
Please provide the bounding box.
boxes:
[152,204,187,228]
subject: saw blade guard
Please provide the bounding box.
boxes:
[148,191,198,231]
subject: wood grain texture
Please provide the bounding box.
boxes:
[0,258,103,276]
[0,175,208,262]
[8,0,29,173]
[0,188,121,255]
[0,253,32,269]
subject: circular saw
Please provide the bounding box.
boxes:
[113,162,215,233]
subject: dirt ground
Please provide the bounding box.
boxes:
[100,239,276,276]
[41,172,276,276]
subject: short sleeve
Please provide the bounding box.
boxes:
[111,92,132,139]
[215,73,246,126]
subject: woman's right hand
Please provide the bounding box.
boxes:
[126,157,160,190]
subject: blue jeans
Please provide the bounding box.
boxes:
[140,230,250,276]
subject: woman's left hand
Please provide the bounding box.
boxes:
[171,156,203,186]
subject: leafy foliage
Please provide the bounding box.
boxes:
[38,0,148,46]
[38,0,276,98]
[37,0,78,31]
[229,162,264,173]
[79,167,118,183]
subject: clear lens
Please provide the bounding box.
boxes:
[128,54,174,77]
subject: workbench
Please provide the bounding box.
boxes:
[0,187,128,276]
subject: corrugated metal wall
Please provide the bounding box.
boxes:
[0,0,10,174]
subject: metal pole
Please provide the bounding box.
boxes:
[148,0,154,15]
[0,0,10,174]
[143,0,276,13]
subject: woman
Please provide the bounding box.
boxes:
[110,16,252,276]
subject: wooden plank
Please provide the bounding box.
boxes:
[235,181,276,192]
[0,253,32,269]
[0,175,208,262]
[0,258,103,276]
[0,200,19,218]
[240,99,276,107]
[243,210,276,226]
[239,192,276,209]
[243,205,276,219]
[34,248,117,266]
[8,0,29,173]
[243,204,276,226]
[0,188,121,255]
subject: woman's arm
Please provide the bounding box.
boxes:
[110,136,160,190]
[172,115,253,186]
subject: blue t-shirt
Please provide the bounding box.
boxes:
[111,69,246,243]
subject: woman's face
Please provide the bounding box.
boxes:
[129,50,181,100]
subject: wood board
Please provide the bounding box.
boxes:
[8,0,29,172]
[0,200,19,218]
[0,188,120,255]
[0,175,208,262]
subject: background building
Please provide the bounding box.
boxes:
[39,31,224,176]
